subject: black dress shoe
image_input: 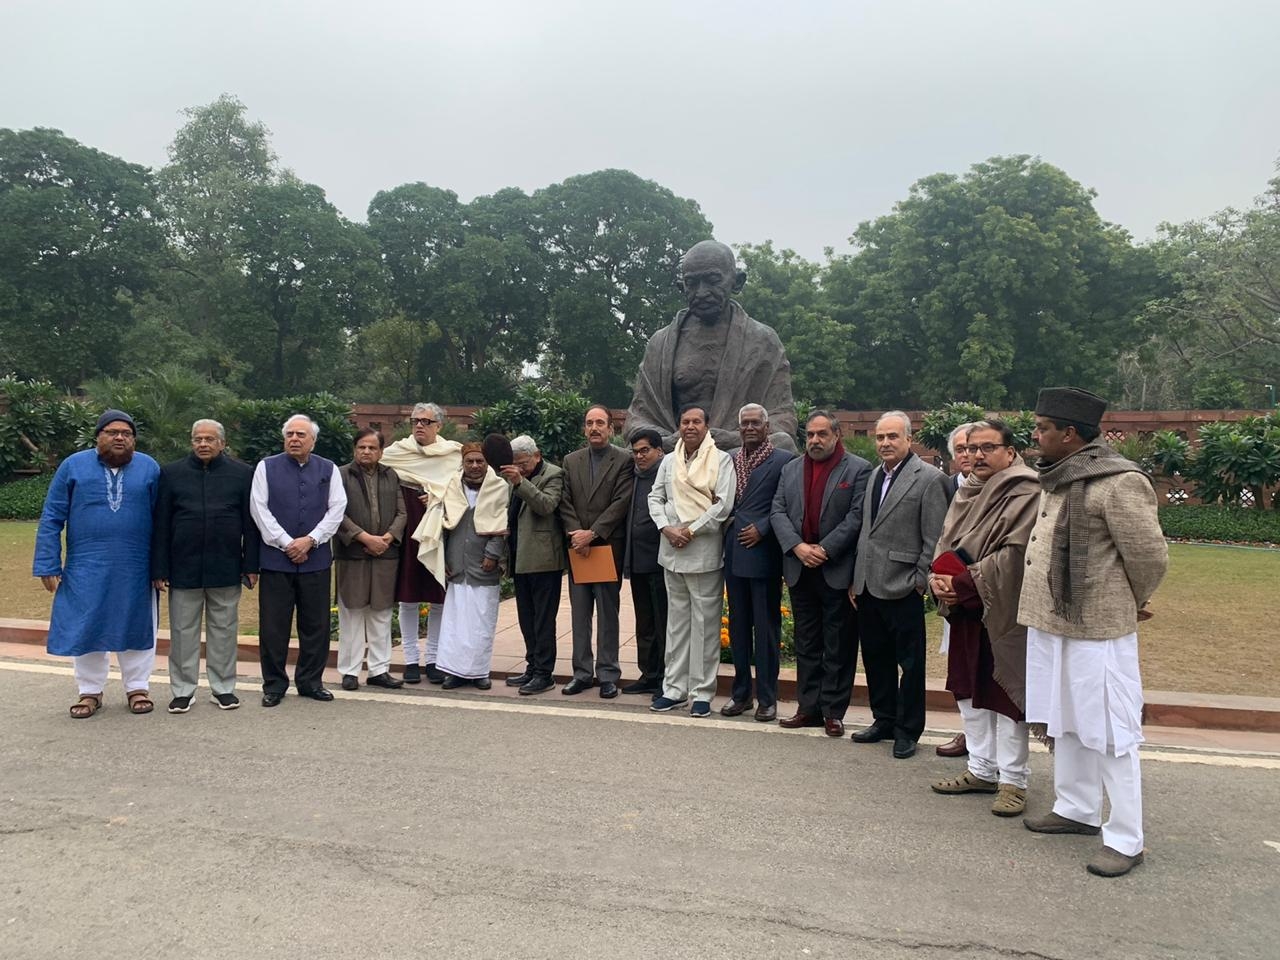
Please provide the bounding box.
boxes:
[298,687,334,701]
[850,722,894,743]
[473,677,492,690]
[599,681,619,699]
[261,691,284,708]
[423,663,446,685]
[562,677,592,695]
[754,704,777,722]
[341,674,359,691]
[893,737,917,759]
[720,698,754,717]
[441,675,467,690]
[505,671,533,687]
[519,675,555,695]
[621,680,662,695]
[366,672,404,689]
[403,664,421,684]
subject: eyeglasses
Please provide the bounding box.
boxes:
[101,430,135,439]
[410,418,439,427]
[956,443,1010,455]
[631,446,657,457]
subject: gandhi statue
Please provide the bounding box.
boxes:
[624,240,797,452]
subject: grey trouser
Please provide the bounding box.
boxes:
[168,585,241,698]
[568,579,621,683]
[662,568,725,703]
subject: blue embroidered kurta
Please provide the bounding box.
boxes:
[33,450,161,656]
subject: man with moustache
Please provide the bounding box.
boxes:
[771,410,871,738]
[625,240,797,453]
[335,429,406,691]
[647,405,736,717]
[928,420,1040,817]
[35,409,161,718]
[559,404,634,699]
[721,403,794,722]
[499,434,565,696]
[937,421,977,757]
[850,411,950,758]
[380,402,461,684]
[622,428,667,697]
[250,415,347,706]
[1018,388,1168,878]
[151,418,259,713]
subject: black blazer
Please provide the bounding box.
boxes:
[723,448,793,579]
[151,452,260,589]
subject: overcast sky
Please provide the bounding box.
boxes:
[3,0,1277,260]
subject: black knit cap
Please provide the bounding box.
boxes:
[94,408,136,435]
[1034,387,1107,430]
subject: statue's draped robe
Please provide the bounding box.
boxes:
[625,301,797,453]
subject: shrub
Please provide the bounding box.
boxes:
[0,377,95,477]
[1158,505,1280,544]
[0,474,52,520]
[472,384,591,464]
[843,434,878,462]
[220,393,356,465]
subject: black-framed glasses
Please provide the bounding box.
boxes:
[410,417,439,427]
[956,443,1010,455]
[101,429,135,439]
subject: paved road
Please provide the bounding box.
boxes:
[2,661,1277,960]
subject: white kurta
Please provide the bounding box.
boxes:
[436,488,502,680]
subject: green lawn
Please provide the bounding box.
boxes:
[3,521,1276,696]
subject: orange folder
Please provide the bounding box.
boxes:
[568,544,618,584]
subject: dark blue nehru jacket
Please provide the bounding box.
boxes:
[259,452,336,574]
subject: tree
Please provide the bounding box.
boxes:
[535,169,713,406]
[0,128,166,388]
[823,156,1159,409]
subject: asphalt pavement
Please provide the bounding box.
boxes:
[2,660,1278,960]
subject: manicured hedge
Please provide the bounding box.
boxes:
[1159,505,1280,544]
[0,474,52,520]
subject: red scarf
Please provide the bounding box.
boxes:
[802,451,841,542]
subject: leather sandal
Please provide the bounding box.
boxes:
[126,690,154,715]
[69,693,102,719]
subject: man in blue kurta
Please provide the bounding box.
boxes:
[34,409,161,718]
[249,414,347,707]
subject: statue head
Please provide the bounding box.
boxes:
[678,240,746,323]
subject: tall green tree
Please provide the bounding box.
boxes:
[823,155,1158,408]
[535,169,713,406]
[0,128,166,388]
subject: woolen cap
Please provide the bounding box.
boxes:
[95,409,136,435]
[1034,387,1107,429]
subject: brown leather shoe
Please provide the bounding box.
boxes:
[936,732,968,757]
[719,698,754,717]
[754,704,777,722]
[824,717,844,738]
[779,712,824,729]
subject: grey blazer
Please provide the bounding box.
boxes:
[770,451,871,591]
[851,454,951,600]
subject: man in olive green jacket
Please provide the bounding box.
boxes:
[1018,387,1168,879]
[499,435,566,695]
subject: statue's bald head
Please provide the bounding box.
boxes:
[678,240,746,322]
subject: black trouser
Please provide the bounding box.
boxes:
[258,569,331,695]
[790,567,857,719]
[629,570,668,686]
[858,590,926,741]
[725,571,782,708]
[514,570,562,679]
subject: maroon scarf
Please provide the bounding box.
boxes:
[733,438,775,502]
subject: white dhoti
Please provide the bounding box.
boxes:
[436,583,501,680]
[939,619,951,655]
[337,600,394,677]
[1026,627,1144,856]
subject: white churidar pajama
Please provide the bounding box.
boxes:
[962,705,1030,788]
[74,648,156,695]
[661,568,724,703]
[399,600,443,667]
[337,600,393,677]
[1026,626,1144,856]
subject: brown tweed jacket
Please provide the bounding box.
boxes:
[1017,470,1168,640]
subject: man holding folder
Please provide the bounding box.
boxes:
[559,404,634,698]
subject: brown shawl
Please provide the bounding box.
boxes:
[933,460,1040,710]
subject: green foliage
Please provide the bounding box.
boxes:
[918,402,988,469]
[843,434,878,462]
[1158,506,1280,544]
[0,474,52,519]
[81,365,236,465]
[220,393,356,465]
[1003,411,1036,452]
[1181,415,1280,509]
[1111,434,1154,472]
[0,378,95,477]
[472,384,591,464]
[1150,430,1190,477]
